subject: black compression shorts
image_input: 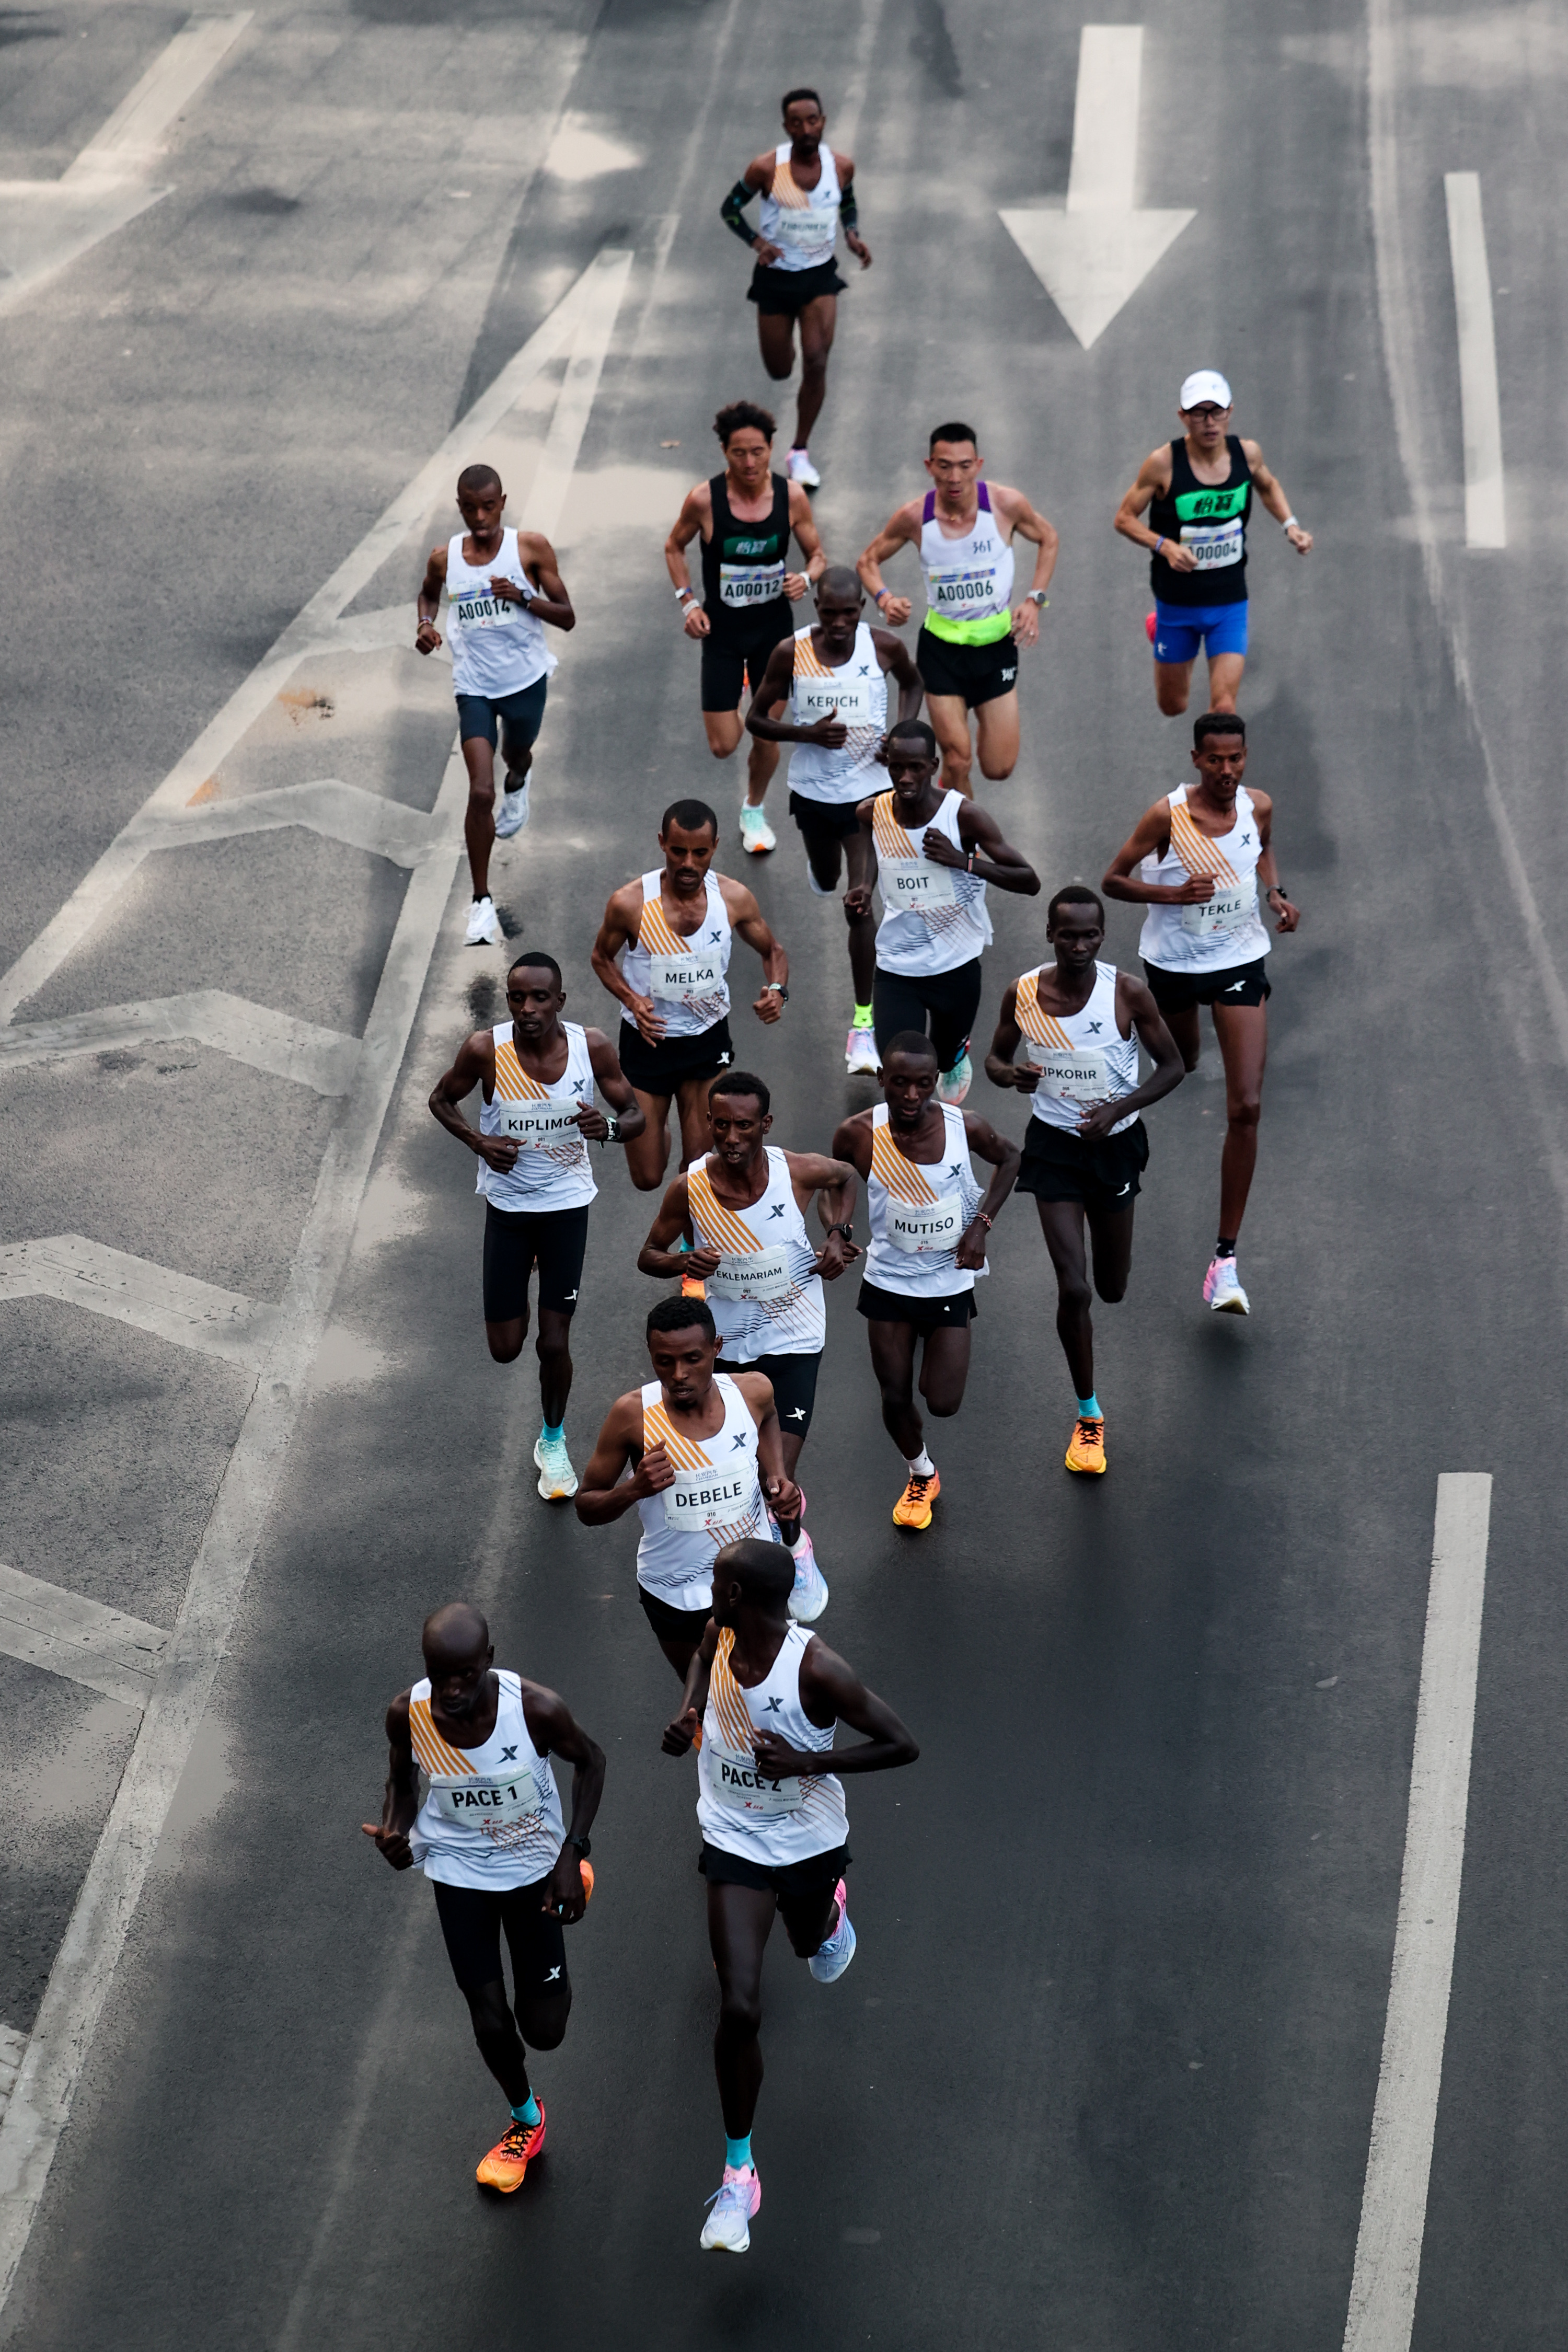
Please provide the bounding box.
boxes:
[638,1586,712,1645]
[872,960,984,1077]
[699,1839,850,1894]
[1142,955,1271,1012]
[482,1202,590,1321]
[1016,1115,1149,1214]
[431,1875,569,1997]
[916,625,1019,708]
[714,1348,821,1439]
[617,1017,735,1094]
[700,605,794,712]
[857,1278,978,1333]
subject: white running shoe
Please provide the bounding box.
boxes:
[1204,1255,1251,1315]
[534,1431,578,1500]
[808,866,836,897]
[787,1528,829,1623]
[494,777,531,838]
[845,1025,881,1076]
[936,1051,972,1104]
[465,895,504,947]
[809,1880,857,1983]
[786,447,821,487]
[739,803,776,855]
[700,2163,761,2252]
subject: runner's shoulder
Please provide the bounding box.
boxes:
[385,1688,414,1740]
[732,1367,776,1419]
[832,149,856,180]
[744,150,777,190]
[869,622,909,664]
[830,1105,875,1162]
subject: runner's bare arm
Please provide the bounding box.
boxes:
[983,982,1035,1094]
[508,532,574,629]
[666,484,714,637]
[1102,803,1213,905]
[414,541,448,650]
[782,1150,860,1279]
[744,637,835,744]
[934,802,1039,894]
[838,155,871,267]
[752,1640,918,1777]
[877,628,926,729]
[1250,791,1301,929]
[842,804,878,917]
[1114,446,1192,567]
[1076,978,1186,1143]
[786,483,827,593]
[429,1031,519,1169]
[582,1029,648,1142]
[574,1396,670,1525]
[828,1110,874,1180]
[1241,442,1312,552]
[856,504,920,621]
[360,1691,419,1869]
[662,1618,720,1755]
[722,880,789,1020]
[636,1175,714,1280]
[521,1683,606,1921]
[951,1114,1021,1269]
[590,886,663,1034]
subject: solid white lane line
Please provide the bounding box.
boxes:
[1342,1473,1492,2352]
[1442,174,1506,549]
[63,14,253,183]
[0,1237,280,1369]
[521,249,633,540]
[0,993,361,1097]
[0,1565,165,1711]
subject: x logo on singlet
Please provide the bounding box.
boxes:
[1240,832,1252,846]
[857,664,871,676]
[731,1433,750,1450]
[500,1746,518,1761]
[709,928,723,944]
[768,1202,786,1218]
[1087,1020,1103,1035]
[764,1697,783,1712]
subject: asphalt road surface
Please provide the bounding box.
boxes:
[2,1,1564,2346]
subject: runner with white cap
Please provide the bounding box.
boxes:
[1113,373,1312,719]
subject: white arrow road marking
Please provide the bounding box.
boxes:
[998,26,1195,349]
[0,1565,166,1712]
[1443,174,1506,549]
[0,1236,281,1368]
[1342,1473,1492,2352]
[0,15,251,317]
[0,993,361,1097]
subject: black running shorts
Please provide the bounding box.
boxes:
[1142,955,1271,1012]
[617,1016,735,1095]
[714,1348,821,1439]
[431,1875,569,1998]
[916,625,1019,709]
[1016,1115,1149,1214]
[747,258,846,313]
[482,1202,590,1322]
[699,605,794,712]
[699,1839,850,1894]
[856,1278,977,1333]
[638,1586,712,1645]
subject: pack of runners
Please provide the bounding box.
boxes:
[375,84,1311,2255]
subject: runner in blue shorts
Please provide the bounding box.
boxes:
[1113,371,1312,719]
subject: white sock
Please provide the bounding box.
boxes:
[904,1448,935,1478]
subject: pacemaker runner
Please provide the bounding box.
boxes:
[985,889,1184,1474]
[362,1602,605,2195]
[663,1538,917,2253]
[1102,711,1300,1314]
[664,400,825,855]
[428,953,644,1501]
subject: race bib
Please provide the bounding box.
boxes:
[719,560,786,610]
[707,1244,795,1303]
[1179,518,1244,570]
[795,677,872,725]
[1180,880,1256,937]
[648,949,725,1003]
[454,590,523,629]
[927,564,999,617]
[663,1466,758,1534]
[435,1772,547,1828]
[887,1191,965,1254]
[498,1100,584,1149]
[1028,1048,1109,1103]
[770,209,834,251]
[708,1742,802,1815]
[881,857,957,911]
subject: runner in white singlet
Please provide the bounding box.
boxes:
[429,954,644,1500]
[591,799,790,1193]
[637,1067,860,1617]
[985,889,1185,1475]
[858,423,1058,798]
[1102,712,1299,1316]
[363,1602,604,2195]
[718,90,874,485]
[845,718,1036,1103]
[415,464,577,947]
[833,1034,1019,1529]
[575,1296,802,1682]
[744,569,923,1073]
[661,1538,917,2253]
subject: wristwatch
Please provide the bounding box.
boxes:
[763,982,789,1002]
[827,1221,853,1239]
[568,1835,592,1860]
[1027,590,1049,608]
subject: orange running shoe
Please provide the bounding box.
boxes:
[578,1860,595,1905]
[892,1468,940,1529]
[681,1272,707,1300]
[1065,1416,1106,1474]
[476,2102,547,2192]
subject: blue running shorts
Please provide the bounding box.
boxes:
[1151,598,1249,664]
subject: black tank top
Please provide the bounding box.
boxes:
[1148,435,1252,608]
[701,472,792,634]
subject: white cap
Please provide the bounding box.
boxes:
[1179,370,1232,410]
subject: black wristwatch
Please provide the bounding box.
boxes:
[568,1835,592,1860]
[763,983,789,1004]
[827,1221,853,1239]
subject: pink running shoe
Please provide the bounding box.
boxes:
[1145,611,1157,644]
[700,2161,761,2252]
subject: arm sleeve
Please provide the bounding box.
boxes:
[838,187,859,233]
[720,179,757,245]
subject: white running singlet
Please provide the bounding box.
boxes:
[786,624,889,805]
[445,527,557,699]
[407,1670,566,1890]
[635,1376,769,1611]
[757,145,841,271]
[863,1102,985,1298]
[1137,784,1271,973]
[917,483,1016,648]
[870,787,993,977]
[696,1622,848,1865]
[686,1148,826,1362]
[620,870,733,1041]
[1014,961,1139,1136]
[476,1019,598,1211]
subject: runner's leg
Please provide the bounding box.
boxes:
[778,1882,840,1958]
[870,967,932,1067]
[973,688,1020,782]
[923,963,983,1077]
[914,1323,972,1418]
[536,1305,573,1426]
[1035,1198,1096,1397]
[1161,999,1202,1073]
[708,1883,778,2137]
[673,1069,721,1171]
[867,1317,923,1457]
[1204,651,1244,711]
[1210,1000,1267,1238]
[704,711,745,758]
[1085,1198,1136,1303]
[792,294,837,449]
[462,731,498,898]
[756,310,797,383]
[1154,659,1197,718]
[623,1086,676,1192]
[925,692,974,798]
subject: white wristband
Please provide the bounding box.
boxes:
[1281,514,1299,532]
[677,585,697,605]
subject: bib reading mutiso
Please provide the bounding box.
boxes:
[706,1245,794,1303]
[1181,880,1256,936]
[497,1101,584,1148]
[435,1772,548,1828]
[888,1192,964,1254]
[663,1468,754,1533]
[648,950,724,1002]
[708,1743,802,1814]
[1027,1048,1109,1103]
[454,592,517,629]
[881,857,957,910]
[797,678,872,725]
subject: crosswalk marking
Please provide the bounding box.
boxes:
[0,1564,166,1711]
[0,1236,280,1369]
[0,991,361,1097]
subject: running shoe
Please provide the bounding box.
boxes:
[700,2162,761,2252]
[808,867,836,897]
[465,895,503,947]
[787,1528,829,1623]
[1145,611,1157,644]
[809,1879,856,1983]
[892,1468,940,1529]
[1204,1256,1251,1315]
[935,1051,972,1105]
[680,1272,708,1301]
[534,1430,578,1501]
[494,776,531,838]
[476,2102,546,2192]
[739,803,776,855]
[845,1025,881,1076]
[786,448,821,487]
[1065,1415,1106,1475]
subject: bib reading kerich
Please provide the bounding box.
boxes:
[708,1743,803,1815]
[796,678,873,724]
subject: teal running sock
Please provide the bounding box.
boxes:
[541,1420,563,1444]
[725,2133,753,2172]
[511,2092,541,2128]
[1076,1393,1102,1421]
